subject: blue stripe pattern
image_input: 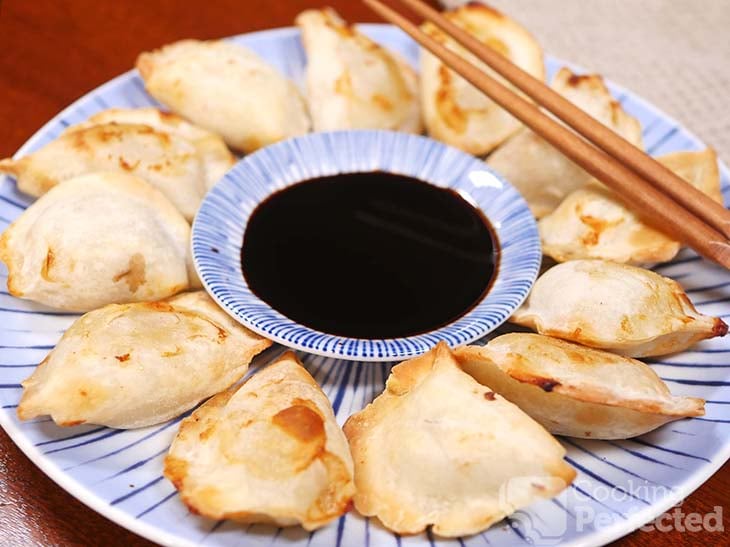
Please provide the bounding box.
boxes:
[0,24,729,547]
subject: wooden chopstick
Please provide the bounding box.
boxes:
[363,0,730,269]
[394,0,730,241]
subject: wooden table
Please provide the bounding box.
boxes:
[0,1,727,545]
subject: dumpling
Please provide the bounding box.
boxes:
[136,39,310,153]
[0,172,196,311]
[420,3,544,155]
[539,149,722,264]
[511,260,728,357]
[72,107,236,190]
[17,291,271,429]
[487,67,644,218]
[0,108,235,220]
[343,342,574,537]
[164,352,355,530]
[455,334,705,439]
[296,8,421,133]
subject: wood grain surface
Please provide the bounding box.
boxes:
[0,1,727,546]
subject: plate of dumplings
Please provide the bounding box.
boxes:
[1,4,729,547]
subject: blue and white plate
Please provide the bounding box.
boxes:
[1,25,729,547]
[192,130,540,361]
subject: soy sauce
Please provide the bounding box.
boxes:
[241,172,498,339]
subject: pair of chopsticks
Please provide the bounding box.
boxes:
[364,0,730,269]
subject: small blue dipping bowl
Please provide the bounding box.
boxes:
[192,130,540,361]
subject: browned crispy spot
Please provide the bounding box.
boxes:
[563,347,591,364]
[567,73,592,87]
[198,424,217,441]
[164,455,189,489]
[483,391,496,401]
[59,420,86,427]
[485,37,509,57]
[115,353,130,362]
[620,316,633,334]
[71,130,91,151]
[334,72,352,96]
[436,66,468,133]
[118,157,141,171]
[511,370,561,392]
[159,111,180,123]
[371,93,393,111]
[214,325,228,343]
[463,1,504,18]
[322,10,356,37]
[40,248,55,281]
[113,253,146,293]
[97,127,125,142]
[162,346,182,357]
[144,301,175,312]
[578,213,619,246]
[713,318,729,337]
[272,404,325,443]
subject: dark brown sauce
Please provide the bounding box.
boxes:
[241,172,499,339]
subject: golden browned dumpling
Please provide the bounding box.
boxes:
[456,334,705,439]
[17,291,271,428]
[539,149,722,264]
[487,67,644,218]
[420,3,544,155]
[164,352,355,530]
[72,107,236,191]
[296,8,421,133]
[0,172,196,311]
[511,260,728,357]
[136,39,310,153]
[0,108,234,220]
[343,342,574,537]
[0,108,235,220]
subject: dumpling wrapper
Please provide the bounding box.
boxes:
[136,39,310,153]
[420,3,544,155]
[17,291,272,429]
[539,149,722,264]
[456,334,705,439]
[296,8,421,133]
[343,342,574,537]
[0,171,197,311]
[0,108,235,221]
[488,68,644,218]
[72,107,236,191]
[511,260,728,357]
[164,352,355,530]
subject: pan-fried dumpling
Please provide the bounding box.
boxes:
[0,109,235,220]
[511,260,728,357]
[71,107,236,190]
[488,68,644,218]
[539,149,722,264]
[343,342,574,537]
[420,3,544,155]
[164,352,355,530]
[296,8,421,133]
[0,172,196,311]
[17,291,271,429]
[456,334,705,439]
[136,39,310,153]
